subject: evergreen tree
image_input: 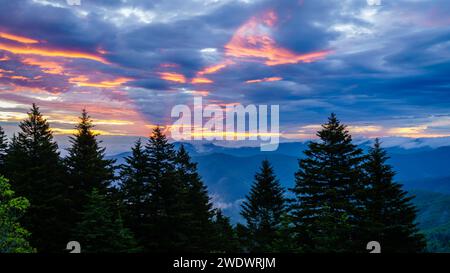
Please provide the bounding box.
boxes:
[212,209,239,253]
[235,223,249,252]
[74,188,139,253]
[120,129,215,252]
[240,160,287,252]
[0,176,35,253]
[175,144,215,252]
[65,109,115,193]
[65,109,116,230]
[0,126,7,174]
[4,104,68,252]
[291,113,366,252]
[363,139,426,252]
[271,213,296,252]
[119,138,149,245]
[144,126,186,252]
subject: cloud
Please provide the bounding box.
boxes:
[245,76,282,83]
[224,10,331,65]
[0,0,450,140]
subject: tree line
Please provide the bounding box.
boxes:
[0,105,425,253]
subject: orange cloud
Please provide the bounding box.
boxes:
[192,60,235,84]
[158,60,232,86]
[387,126,428,137]
[69,75,132,88]
[191,77,213,84]
[158,72,186,83]
[0,82,62,94]
[197,61,233,76]
[0,43,109,64]
[0,32,39,44]
[0,68,13,73]
[246,76,282,83]
[22,57,65,75]
[51,127,128,136]
[10,75,29,80]
[0,111,28,122]
[225,11,331,66]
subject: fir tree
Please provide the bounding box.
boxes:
[212,209,239,253]
[120,129,215,252]
[0,126,7,174]
[240,160,287,252]
[0,176,35,253]
[65,109,115,194]
[363,139,426,252]
[4,104,68,252]
[119,138,149,245]
[235,223,249,252]
[74,188,139,253]
[64,109,116,232]
[144,126,186,252]
[271,213,296,252]
[291,113,366,252]
[175,144,215,252]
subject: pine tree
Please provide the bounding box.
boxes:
[119,138,149,245]
[144,126,186,252]
[4,104,68,252]
[0,126,7,174]
[363,139,426,252]
[65,109,116,231]
[65,109,115,193]
[175,144,215,252]
[73,188,139,253]
[121,136,216,252]
[212,209,240,253]
[0,176,35,253]
[291,113,366,252]
[240,160,287,252]
[271,213,296,252]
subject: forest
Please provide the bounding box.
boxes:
[0,104,425,253]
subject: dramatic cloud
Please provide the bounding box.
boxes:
[224,10,331,65]
[0,0,449,140]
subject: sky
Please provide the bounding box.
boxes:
[1,0,450,143]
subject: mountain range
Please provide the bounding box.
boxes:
[107,138,450,252]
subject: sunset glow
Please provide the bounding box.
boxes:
[158,72,187,83]
[191,77,213,84]
[69,76,133,88]
[225,11,332,66]
[0,32,39,44]
[0,43,109,64]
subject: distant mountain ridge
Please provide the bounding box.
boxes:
[108,141,450,226]
[108,140,450,251]
[72,135,450,156]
